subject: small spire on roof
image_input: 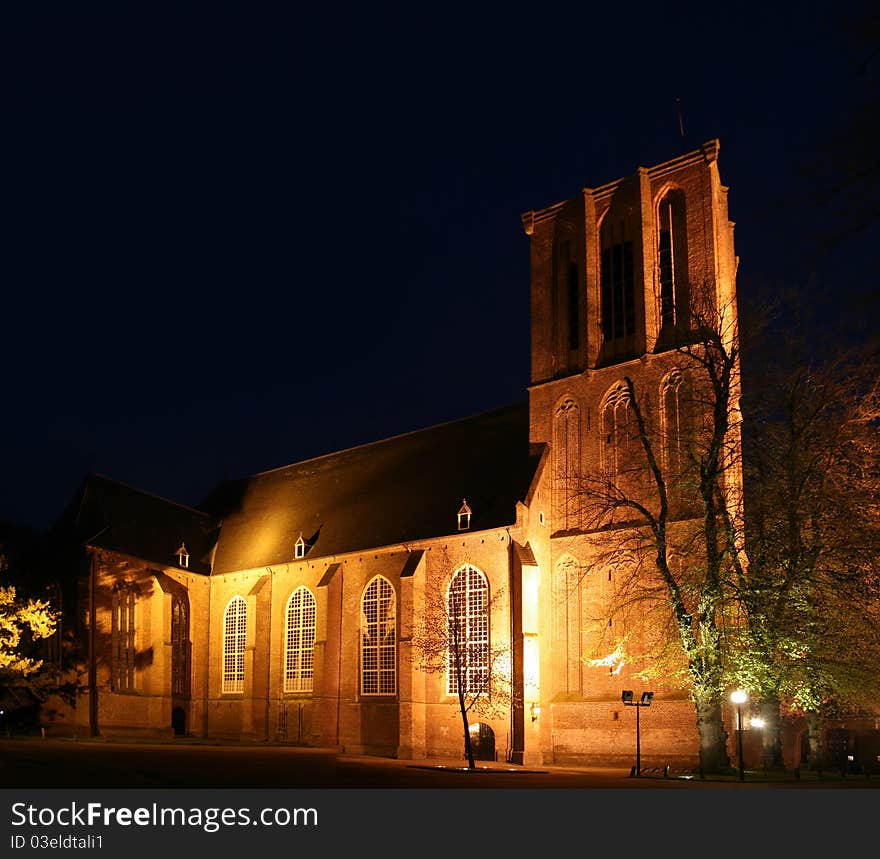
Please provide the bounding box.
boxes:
[176,543,189,568]
[457,498,472,531]
[294,532,306,559]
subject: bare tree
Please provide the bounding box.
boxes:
[409,555,515,769]
[570,295,744,774]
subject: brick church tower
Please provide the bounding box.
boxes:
[521,140,740,764]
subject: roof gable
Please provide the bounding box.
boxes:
[203,402,538,574]
[66,474,220,575]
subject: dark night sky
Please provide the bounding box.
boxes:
[3,3,877,533]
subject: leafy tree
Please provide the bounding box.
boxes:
[731,310,880,768]
[0,585,56,673]
[0,565,59,733]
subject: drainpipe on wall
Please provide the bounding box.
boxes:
[506,528,525,765]
[80,525,109,738]
[265,567,273,741]
[88,548,98,737]
[336,570,343,748]
[203,577,211,739]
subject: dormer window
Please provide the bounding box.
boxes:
[175,543,189,569]
[294,534,306,560]
[457,499,472,531]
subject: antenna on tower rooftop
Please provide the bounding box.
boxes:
[676,97,686,151]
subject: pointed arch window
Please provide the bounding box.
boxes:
[446,565,490,696]
[601,381,641,494]
[661,369,695,513]
[222,596,247,693]
[171,595,189,697]
[555,556,584,695]
[111,584,136,691]
[657,189,689,339]
[553,398,580,531]
[284,587,316,693]
[360,576,396,695]
[555,238,580,354]
[601,217,638,362]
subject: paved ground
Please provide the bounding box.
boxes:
[1,737,876,789]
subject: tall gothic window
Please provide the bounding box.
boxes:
[171,595,189,697]
[567,260,580,352]
[555,556,583,695]
[360,576,396,695]
[661,369,695,513]
[553,398,580,531]
[657,190,688,339]
[111,584,136,691]
[601,217,637,362]
[446,565,490,696]
[284,587,316,693]
[555,238,581,358]
[601,381,641,496]
[222,596,247,693]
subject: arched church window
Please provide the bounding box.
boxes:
[555,238,580,353]
[222,596,247,693]
[171,594,189,697]
[360,576,396,695]
[111,583,136,691]
[284,587,316,693]
[553,398,580,531]
[601,381,638,488]
[600,217,637,362]
[657,189,688,338]
[661,369,695,513]
[445,565,490,695]
[555,556,584,695]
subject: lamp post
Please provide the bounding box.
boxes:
[622,690,654,777]
[730,689,747,781]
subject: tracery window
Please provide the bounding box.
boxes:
[553,398,580,530]
[171,595,189,697]
[657,190,688,338]
[111,584,136,691]
[360,576,396,695]
[601,381,639,489]
[661,369,696,513]
[601,217,637,362]
[445,565,490,696]
[284,587,316,693]
[555,556,583,695]
[222,596,247,693]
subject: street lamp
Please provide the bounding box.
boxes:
[622,690,654,777]
[730,689,747,781]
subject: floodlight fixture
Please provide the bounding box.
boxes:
[621,690,655,776]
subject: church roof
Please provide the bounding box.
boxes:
[201,401,541,574]
[60,473,220,575]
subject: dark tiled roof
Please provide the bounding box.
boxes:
[63,474,220,575]
[202,402,541,575]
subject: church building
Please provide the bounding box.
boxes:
[51,139,742,768]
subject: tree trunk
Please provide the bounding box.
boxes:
[695,694,730,774]
[759,694,784,769]
[460,699,475,769]
[806,711,826,771]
